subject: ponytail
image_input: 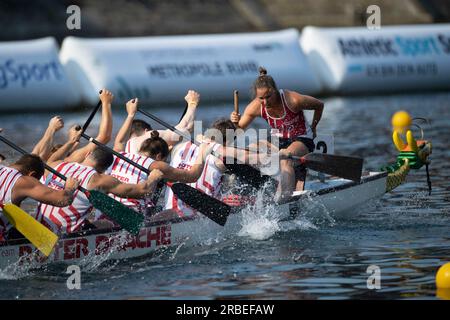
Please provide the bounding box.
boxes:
[252,66,279,98]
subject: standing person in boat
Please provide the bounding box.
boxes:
[230,67,324,202]
[0,154,80,240]
[114,90,200,155]
[34,147,163,235]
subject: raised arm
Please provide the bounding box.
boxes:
[90,169,163,199]
[114,98,139,152]
[65,89,114,163]
[158,90,200,146]
[48,125,82,164]
[12,176,79,207]
[174,90,199,133]
[32,116,64,161]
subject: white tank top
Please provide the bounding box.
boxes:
[125,133,151,155]
[107,152,154,212]
[35,162,96,234]
[125,138,139,155]
[164,142,223,217]
[0,166,23,239]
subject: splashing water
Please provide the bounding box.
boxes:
[236,181,328,240]
[78,230,131,272]
[0,250,47,280]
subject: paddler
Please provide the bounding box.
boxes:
[229,67,324,203]
[109,99,216,216]
[114,90,200,154]
[161,118,261,217]
[34,144,164,235]
[0,153,80,240]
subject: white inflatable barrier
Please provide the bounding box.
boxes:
[0,37,81,111]
[301,24,450,94]
[59,29,322,106]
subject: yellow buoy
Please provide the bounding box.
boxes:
[391,110,412,134]
[436,262,450,289]
[436,288,450,300]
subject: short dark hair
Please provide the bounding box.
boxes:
[252,66,279,98]
[131,119,152,137]
[89,148,114,173]
[0,153,5,161]
[14,154,45,179]
[139,131,169,159]
[208,118,236,146]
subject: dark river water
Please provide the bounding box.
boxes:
[0,91,449,300]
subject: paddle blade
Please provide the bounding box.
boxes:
[302,153,363,182]
[2,203,58,257]
[171,183,231,226]
[86,190,143,236]
[224,162,276,189]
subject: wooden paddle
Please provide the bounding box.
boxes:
[0,135,144,236]
[233,90,239,126]
[77,131,230,226]
[0,202,58,257]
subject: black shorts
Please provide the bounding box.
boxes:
[277,136,315,152]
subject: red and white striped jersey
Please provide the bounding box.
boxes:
[164,142,223,217]
[107,151,154,212]
[261,89,313,139]
[125,138,138,155]
[125,134,151,155]
[0,166,23,239]
[35,162,96,234]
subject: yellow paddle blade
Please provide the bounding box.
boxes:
[2,203,58,257]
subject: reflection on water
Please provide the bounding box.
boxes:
[0,91,449,299]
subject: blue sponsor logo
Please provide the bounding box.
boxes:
[348,64,363,73]
[338,33,450,58]
[0,59,64,89]
[395,36,441,56]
